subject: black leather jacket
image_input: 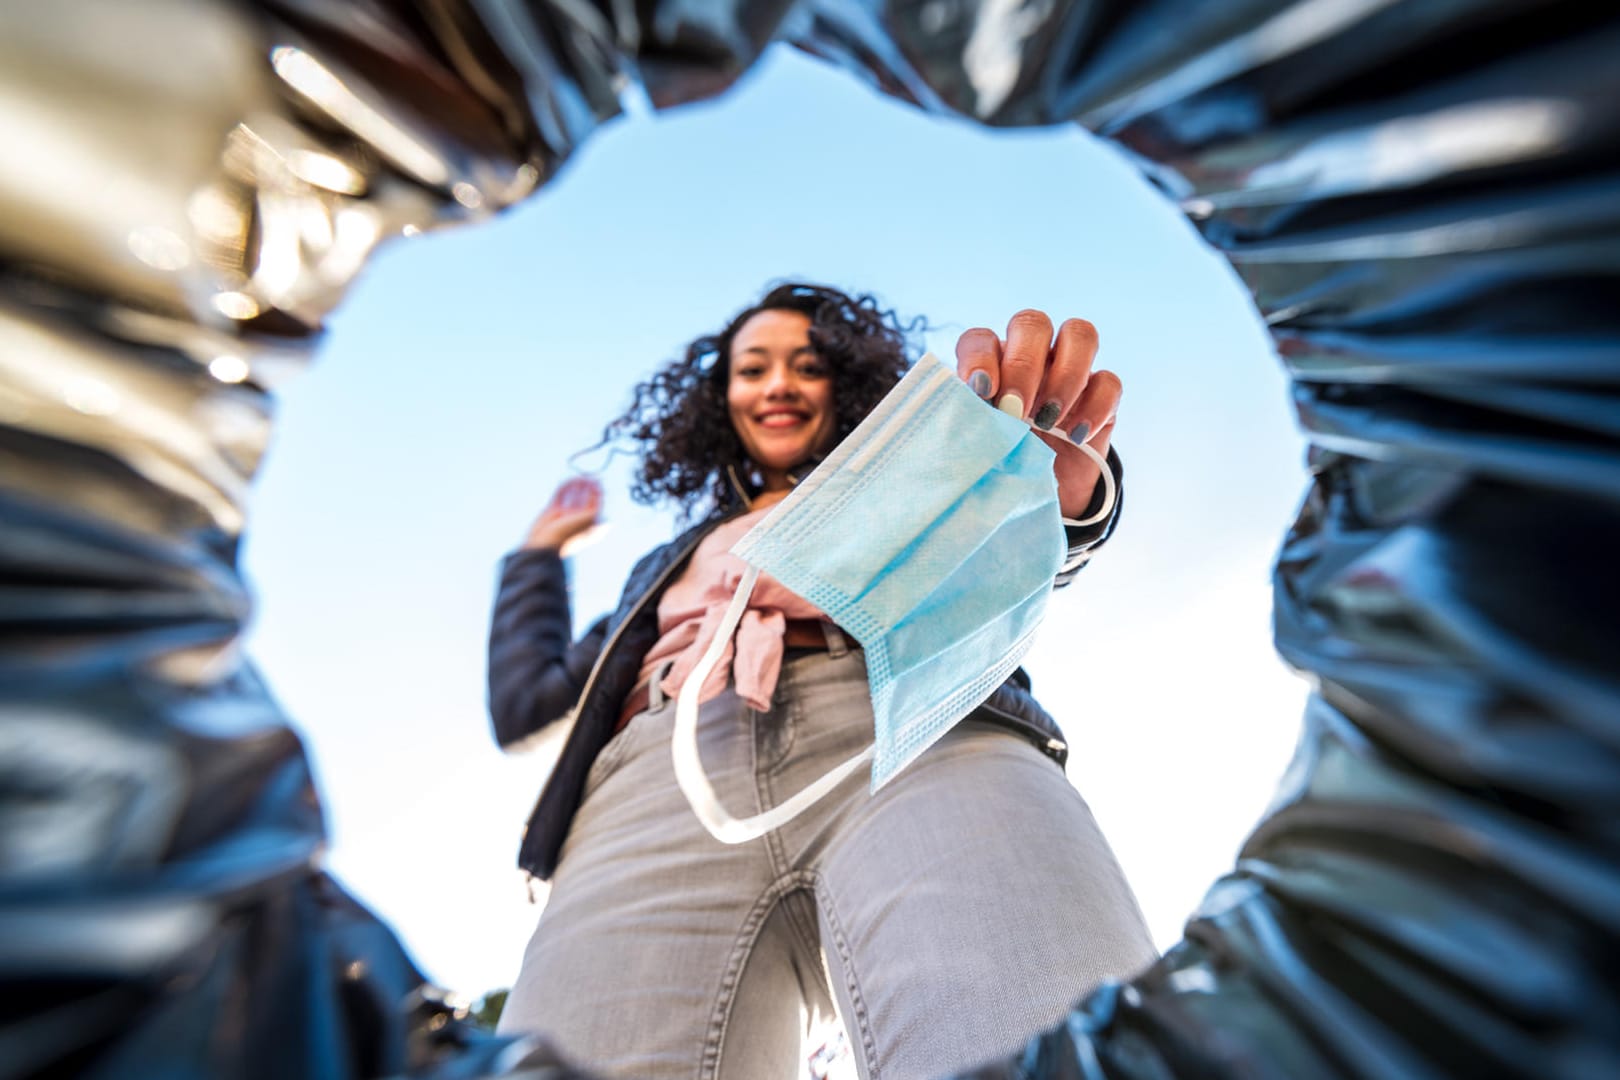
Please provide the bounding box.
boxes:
[489,449,1124,880]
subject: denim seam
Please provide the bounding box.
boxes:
[779,874,831,1019]
[762,817,819,970]
[812,872,880,1080]
[757,671,820,958]
[761,661,800,774]
[700,873,814,1080]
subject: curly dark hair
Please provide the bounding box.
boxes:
[601,283,922,517]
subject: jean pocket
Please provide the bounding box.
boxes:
[582,715,641,802]
[584,661,677,800]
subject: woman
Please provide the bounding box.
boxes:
[488,283,1153,1079]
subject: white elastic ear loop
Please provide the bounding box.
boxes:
[672,564,873,844]
[1050,436,1115,572]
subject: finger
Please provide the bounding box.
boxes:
[1031,318,1098,432]
[524,499,603,550]
[1058,369,1122,446]
[954,328,1002,401]
[996,309,1054,421]
[537,507,602,545]
[557,476,600,511]
[572,477,603,511]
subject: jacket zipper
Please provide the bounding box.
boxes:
[972,699,1068,765]
[520,518,732,890]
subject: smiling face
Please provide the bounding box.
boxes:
[726,308,837,492]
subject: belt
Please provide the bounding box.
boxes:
[616,619,854,729]
[782,617,849,651]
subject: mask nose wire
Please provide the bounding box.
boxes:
[670,563,872,844]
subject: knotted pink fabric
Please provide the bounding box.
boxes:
[637,507,826,712]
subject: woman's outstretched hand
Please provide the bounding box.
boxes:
[523,476,604,552]
[955,311,1121,519]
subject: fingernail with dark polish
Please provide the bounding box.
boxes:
[1068,420,1091,444]
[1034,400,1062,430]
[969,371,992,399]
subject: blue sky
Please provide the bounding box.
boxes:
[244,46,1308,997]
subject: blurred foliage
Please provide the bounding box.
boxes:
[471,989,510,1031]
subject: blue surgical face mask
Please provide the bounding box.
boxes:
[674,353,1115,843]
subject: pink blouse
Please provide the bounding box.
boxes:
[636,505,826,712]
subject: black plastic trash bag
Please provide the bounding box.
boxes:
[2,2,1615,1077]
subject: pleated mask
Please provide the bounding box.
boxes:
[674,352,1114,843]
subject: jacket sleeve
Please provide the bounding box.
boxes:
[1054,445,1125,589]
[486,547,610,750]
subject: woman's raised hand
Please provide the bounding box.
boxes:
[523,476,604,552]
[955,311,1121,519]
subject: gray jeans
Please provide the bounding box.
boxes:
[499,647,1154,1080]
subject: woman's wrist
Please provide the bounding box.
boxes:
[522,534,557,552]
[1061,446,1123,534]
